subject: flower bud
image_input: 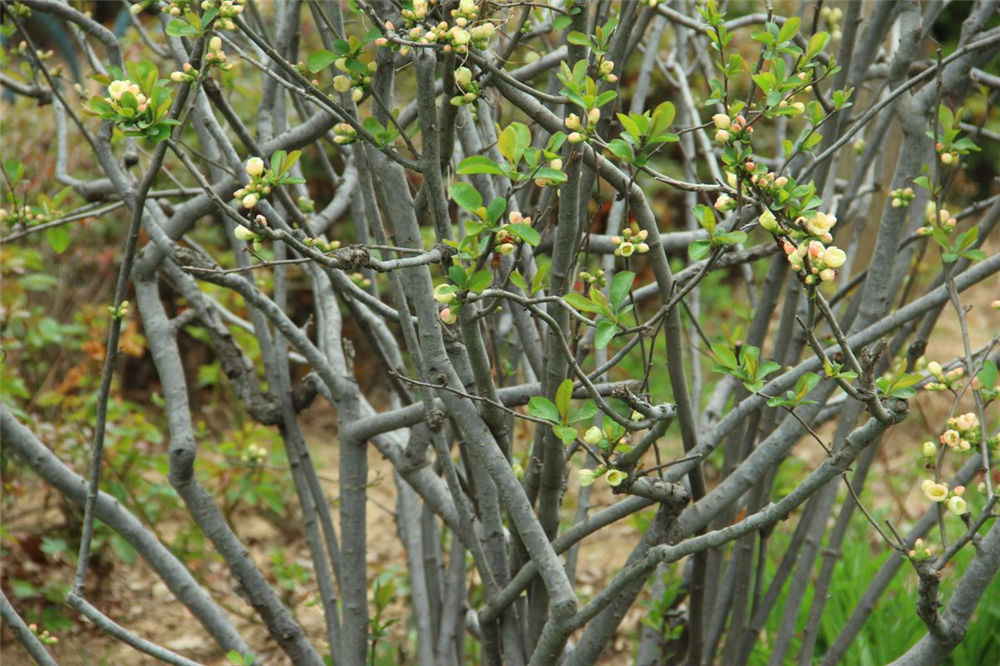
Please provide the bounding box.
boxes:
[821,246,846,268]
[234,224,256,241]
[584,426,602,445]
[245,157,265,178]
[434,283,456,304]
[440,307,457,324]
[947,495,967,515]
[242,193,259,209]
[454,66,472,88]
[712,113,731,130]
[923,441,937,458]
[587,108,601,125]
[715,129,730,143]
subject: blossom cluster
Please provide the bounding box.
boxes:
[385,0,495,56]
[916,201,957,237]
[610,224,649,257]
[494,212,533,255]
[579,465,627,488]
[907,538,935,562]
[889,187,915,208]
[565,108,601,144]
[331,59,377,104]
[241,443,268,464]
[923,360,964,392]
[106,79,153,114]
[782,237,845,284]
[921,479,967,516]
[711,112,753,144]
[232,157,271,210]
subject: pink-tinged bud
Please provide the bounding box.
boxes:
[774,176,788,187]
[808,240,824,259]
[440,307,457,324]
[940,152,954,165]
[242,193,259,209]
[714,194,735,212]
[819,268,836,282]
[567,132,585,144]
[744,161,755,171]
[715,129,731,143]
[783,241,796,255]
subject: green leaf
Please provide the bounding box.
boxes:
[555,378,574,419]
[938,104,954,131]
[46,227,70,254]
[486,197,507,224]
[448,265,467,286]
[594,319,617,349]
[553,424,578,444]
[711,342,738,370]
[531,262,549,294]
[165,19,198,37]
[607,139,635,162]
[497,122,531,165]
[976,360,997,389]
[110,533,137,565]
[466,269,493,292]
[566,30,591,46]
[449,182,483,212]
[715,230,747,246]
[689,239,713,260]
[650,101,676,137]
[307,49,337,73]
[509,270,528,292]
[528,396,560,423]
[778,16,800,44]
[569,401,598,424]
[506,223,540,246]
[609,270,634,309]
[458,155,507,176]
[563,293,603,314]
[806,31,830,60]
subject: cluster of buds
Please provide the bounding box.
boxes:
[820,5,844,40]
[202,36,234,70]
[387,0,495,55]
[349,271,372,289]
[202,0,244,27]
[297,196,315,214]
[889,187,915,208]
[935,141,959,166]
[783,239,846,284]
[449,66,481,106]
[730,168,789,198]
[908,538,936,562]
[332,122,358,145]
[234,214,268,251]
[564,107,602,144]
[106,79,152,114]
[169,62,199,83]
[776,98,807,115]
[597,59,617,83]
[0,206,49,230]
[579,465,627,487]
[939,428,972,452]
[923,360,964,391]
[302,236,341,253]
[241,443,268,464]
[27,624,58,646]
[711,112,751,144]
[917,202,957,236]
[578,268,606,287]
[330,59,375,103]
[610,225,650,257]
[941,411,981,450]
[232,157,272,209]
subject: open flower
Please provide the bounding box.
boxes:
[822,246,846,269]
[921,480,949,502]
[947,495,967,516]
[606,469,627,487]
